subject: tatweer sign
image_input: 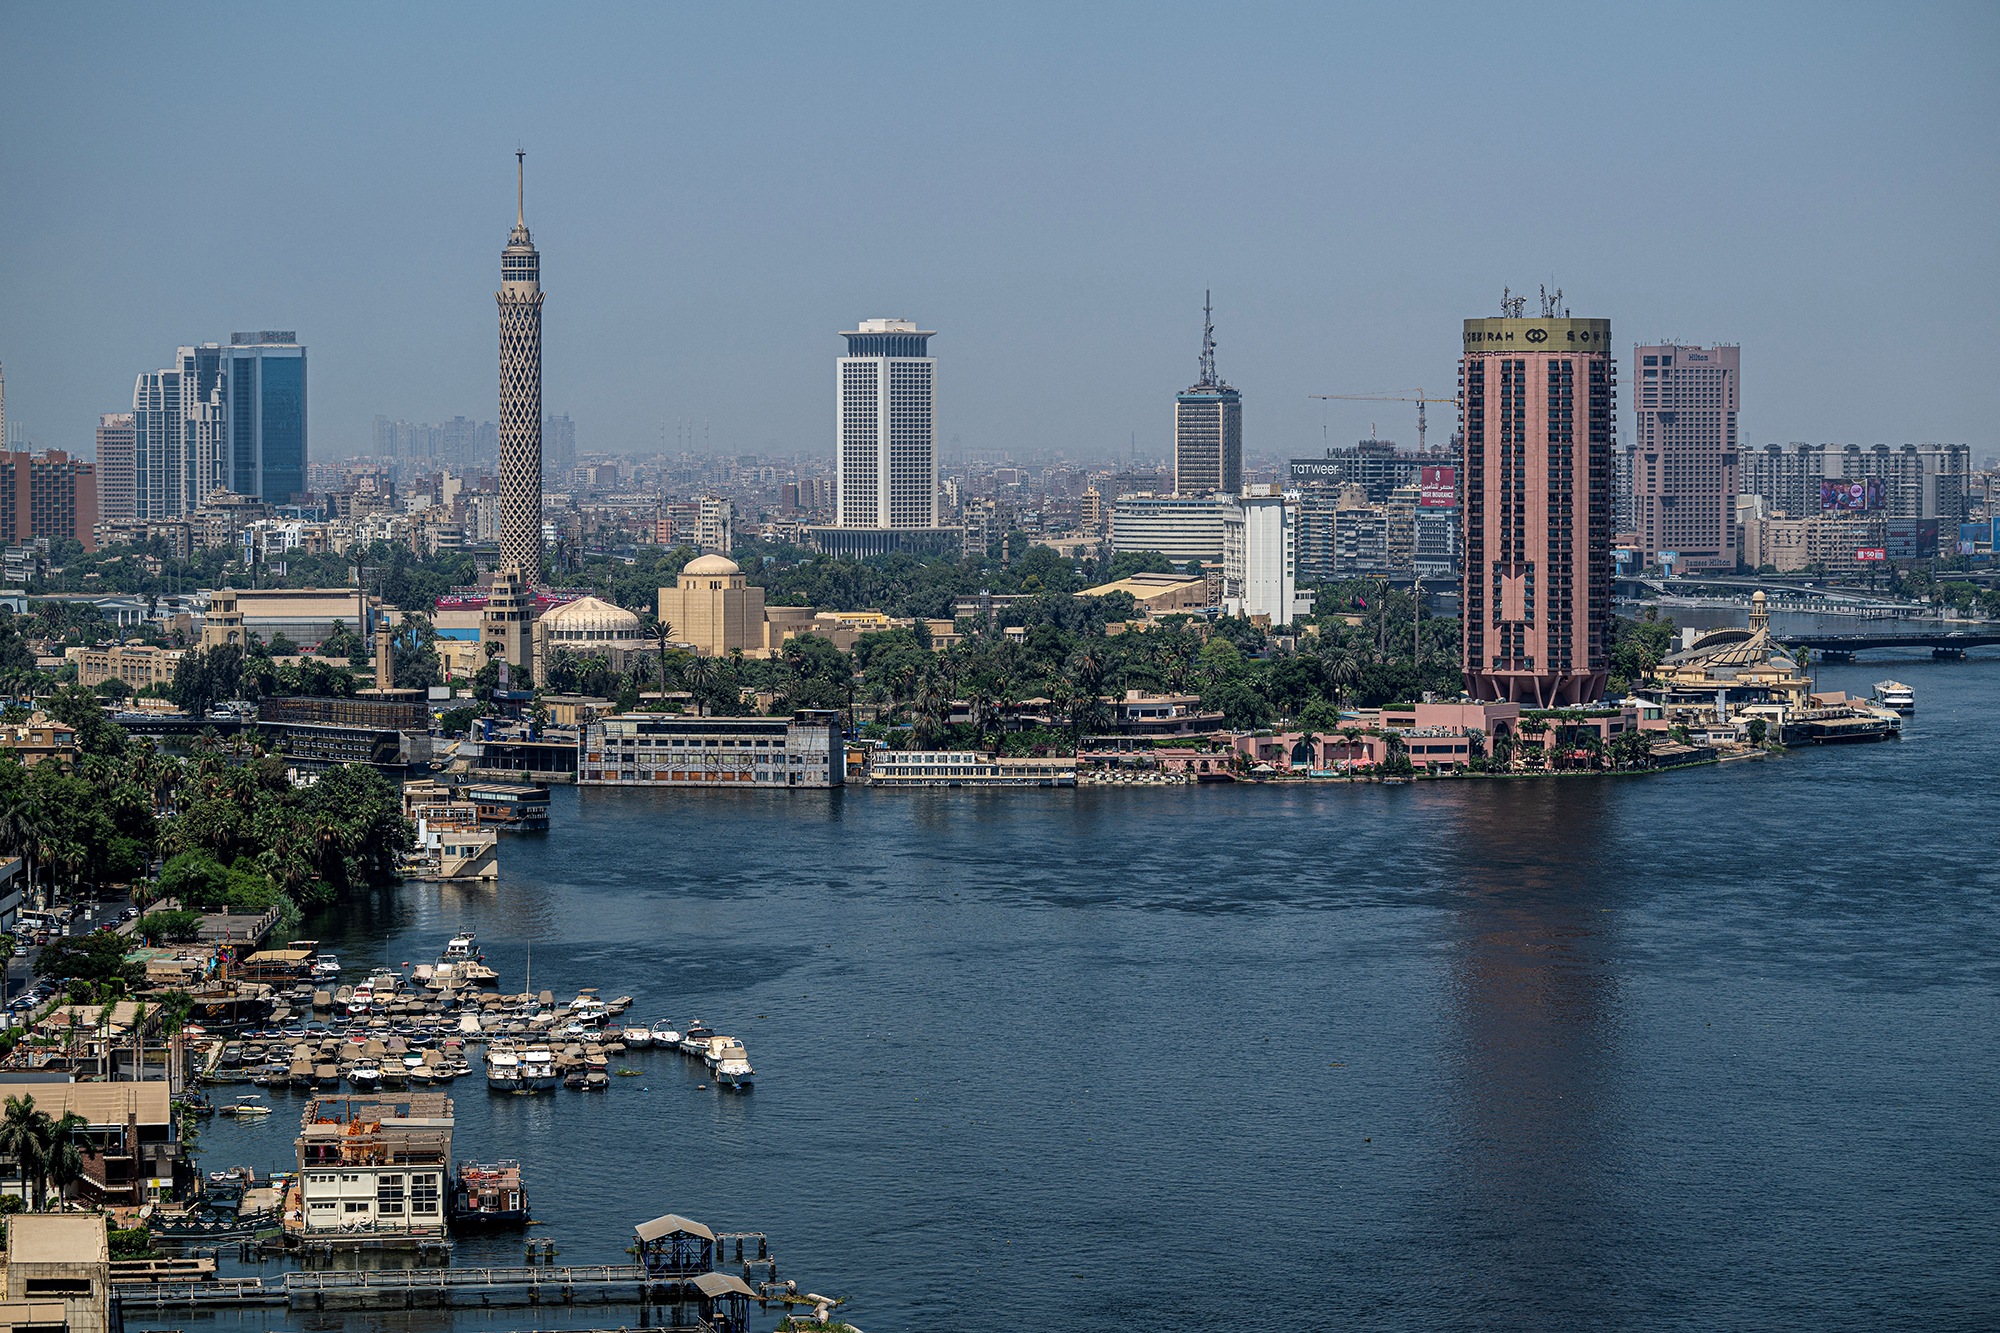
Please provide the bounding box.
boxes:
[1419,465,1456,507]
[1462,318,1612,351]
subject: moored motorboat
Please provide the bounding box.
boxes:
[716,1046,753,1090]
[219,1096,272,1118]
[486,1046,523,1093]
[520,1046,558,1092]
[649,1021,681,1047]
[620,1026,652,1048]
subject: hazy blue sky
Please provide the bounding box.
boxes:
[2,2,1994,465]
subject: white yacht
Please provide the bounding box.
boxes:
[704,1036,744,1071]
[486,1046,523,1093]
[440,933,480,965]
[620,1026,652,1048]
[649,1021,681,1048]
[1873,680,1915,714]
[520,1045,558,1092]
[312,953,342,980]
[715,1046,753,1091]
[347,1061,382,1092]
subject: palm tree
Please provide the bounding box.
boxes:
[681,656,715,717]
[0,796,48,909]
[0,1095,48,1207]
[45,1113,86,1205]
[1319,646,1361,717]
[965,686,995,739]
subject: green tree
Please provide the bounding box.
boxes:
[34,933,141,988]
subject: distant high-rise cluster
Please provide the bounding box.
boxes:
[1173,293,1241,497]
[496,152,545,577]
[115,332,306,519]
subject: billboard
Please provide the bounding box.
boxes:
[1821,477,1884,512]
[1855,548,1886,562]
[1419,465,1456,507]
[1885,518,1938,560]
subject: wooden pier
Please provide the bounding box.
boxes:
[116,1263,771,1313]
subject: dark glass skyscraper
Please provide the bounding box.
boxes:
[221,331,307,505]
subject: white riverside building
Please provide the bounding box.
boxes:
[579,711,844,789]
[1221,484,1303,626]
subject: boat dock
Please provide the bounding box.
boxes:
[116,1260,785,1312]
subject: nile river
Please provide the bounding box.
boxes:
[196,644,1999,1332]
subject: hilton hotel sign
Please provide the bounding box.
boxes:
[1462,317,1612,350]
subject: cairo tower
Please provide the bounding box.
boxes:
[496,152,544,577]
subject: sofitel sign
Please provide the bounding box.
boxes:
[1461,318,1612,349]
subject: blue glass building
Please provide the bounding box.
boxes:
[223,331,308,505]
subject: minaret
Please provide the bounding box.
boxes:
[496,151,545,579]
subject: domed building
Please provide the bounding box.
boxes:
[656,554,767,658]
[1651,590,1812,714]
[530,594,645,683]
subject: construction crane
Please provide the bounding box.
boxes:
[1309,390,1459,452]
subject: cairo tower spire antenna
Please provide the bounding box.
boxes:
[496,151,545,580]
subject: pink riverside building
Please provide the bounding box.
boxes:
[1630,343,1740,573]
[1459,311,1618,706]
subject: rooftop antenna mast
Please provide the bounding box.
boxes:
[1501,287,1526,319]
[515,148,525,226]
[1198,290,1218,387]
[1539,284,1565,318]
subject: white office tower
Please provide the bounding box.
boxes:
[837,319,936,528]
[496,152,545,577]
[131,345,229,517]
[1222,485,1299,626]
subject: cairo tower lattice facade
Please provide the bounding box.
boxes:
[496,154,544,576]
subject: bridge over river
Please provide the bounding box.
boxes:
[1775,630,2000,659]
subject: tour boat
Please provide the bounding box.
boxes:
[486,1046,523,1093]
[1872,680,1915,714]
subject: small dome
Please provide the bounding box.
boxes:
[683,554,741,576]
[541,595,640,635]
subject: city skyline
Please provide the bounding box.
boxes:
[1,6,1993,464]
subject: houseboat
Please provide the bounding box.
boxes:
[451,1160,530,1228]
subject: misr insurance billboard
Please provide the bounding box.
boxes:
[1821,477,1885,512]
[1419,465,1456,507]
